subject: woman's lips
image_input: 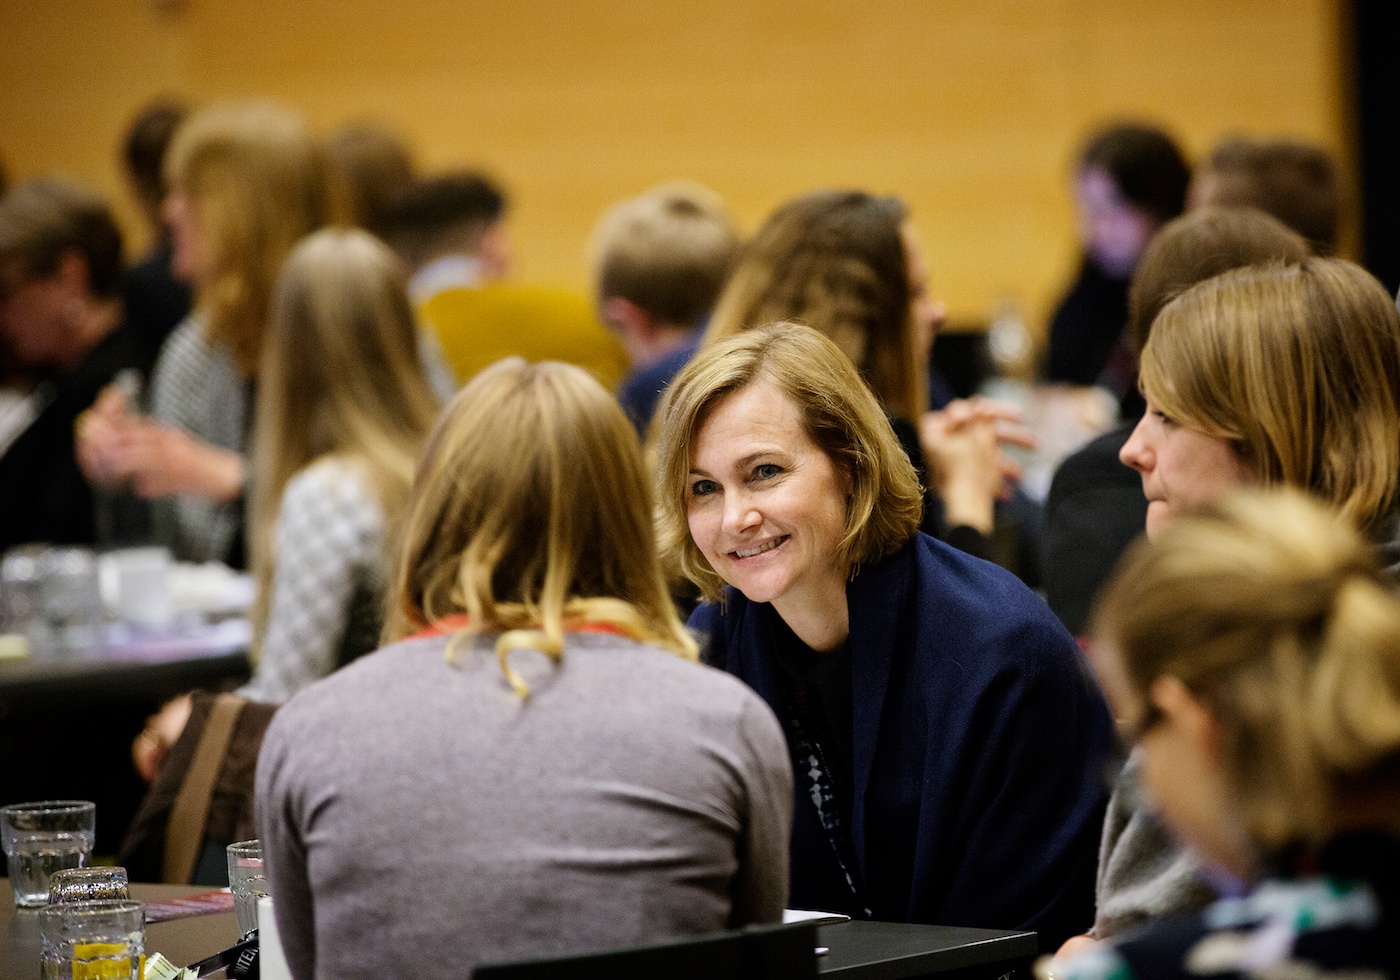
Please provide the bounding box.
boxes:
[730,536,788,559]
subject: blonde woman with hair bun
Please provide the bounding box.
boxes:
[256,358,792,980]
[1053,488,1400,979]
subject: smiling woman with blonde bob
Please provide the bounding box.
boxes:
[257,357,792,980]
[655,322,1112,949]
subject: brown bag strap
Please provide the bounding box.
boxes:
[163,693,248,884]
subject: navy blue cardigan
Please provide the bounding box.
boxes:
[690,533,1111,950]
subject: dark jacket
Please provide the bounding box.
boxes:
[690,533,1111,951]
[1043,424,1148,637]
[0,327,144,552]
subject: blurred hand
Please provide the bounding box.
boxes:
[75,384,136,486]
[131,693,194,783]
[1055,934,1100,961]
[919,397,1038,533]
[89,418,244,502]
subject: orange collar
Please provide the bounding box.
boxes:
[407,612,635,643]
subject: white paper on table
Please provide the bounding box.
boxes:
[782,908,852,925]
[258,896,293,980]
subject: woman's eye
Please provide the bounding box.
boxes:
[1152,409,1176,427]
[690,479,718,497]
[754,463,782,480]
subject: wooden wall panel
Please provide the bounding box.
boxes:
[0,0,1347,334]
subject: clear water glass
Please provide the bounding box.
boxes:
[39,898,145,979]
[226,839,268,939]
[0,800,96,908]
[48,865,131,904]
[41,547,105,658]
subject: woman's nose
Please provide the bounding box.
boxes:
[721,493,760,534]
[1119,416,1152,473]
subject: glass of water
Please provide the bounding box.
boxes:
[48,865,131,904]
[0,800,96,908]
[226,839,268,939]
[39,898,145,980]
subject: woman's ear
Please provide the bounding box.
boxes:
[1149,675,1222,762]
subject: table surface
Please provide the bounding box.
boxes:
[2,882,243,979]
[3,882,1037,979]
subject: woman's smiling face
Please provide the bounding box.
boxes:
[687,379,851,621]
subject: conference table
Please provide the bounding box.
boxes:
[2,883,1038,979]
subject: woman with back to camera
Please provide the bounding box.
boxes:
[78,101,324,566]
[1066,256,1400,951]
[705,189,1033,561]
[256,358,792,980]
[654,323,1112,951]
[1053,489,1400,977]
[128,228,440,782]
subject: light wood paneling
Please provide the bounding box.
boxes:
[0,0,1348,333]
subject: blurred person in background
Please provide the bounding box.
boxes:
[258,357,791,979]
[0,178,143,552]
[132,228,441,780]
[1045,122,1190,410]
[705,189,1035,569]
[77,101,326,567]
[378,170,509,304]
[590,181,740,433]
[321,119,416,237]
[119,97,192,372]
[1053,489,1400,978]
[1042,208,1311,637]
[384,170,628,387]
[1189,134,1341,256]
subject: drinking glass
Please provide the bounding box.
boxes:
[39,898,145,980]
[226,839,268,939]
[110,546,174,629]
[0,800,96,908]
[48,865,131,904]
[41,547,105,658]
[1,544,51,656]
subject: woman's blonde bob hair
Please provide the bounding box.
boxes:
[655,322,923,603]
[249,228,441,650]
[166,101,325,377]
[386,358,697,692]
[1140,257,1400,531]
[1095,488,1400,848]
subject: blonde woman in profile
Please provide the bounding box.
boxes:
[1053,489,1400,977]
[256,358,792,980]
[1059,256,1400,955]
[78,101,325,565]
[1121,257,1400,551]
[130,228,440,779]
